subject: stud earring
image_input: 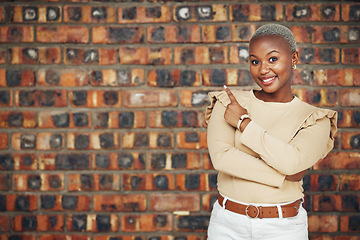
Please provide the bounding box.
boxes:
[292,65,297,70]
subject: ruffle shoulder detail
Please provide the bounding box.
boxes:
[205,91,231,124]
[300,108,338,158]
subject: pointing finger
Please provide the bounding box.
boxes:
[223,85,237,103]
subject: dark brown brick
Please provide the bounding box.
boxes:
[0,69,35,87]
[15,90,67,107]
[64,6,116,23]
[122,173,175,191]
[0,111,36,128]
[230,4,283,21]
[0,26,34,42]
[149,152,201,170]
[286,4,339,21]
[92,26,144,44]
[147,25,200,43]
[148,69,200,87]
[91,69,144,86]
[9,47,61,64]
[121,214,172,232]
[66,214,118,232]
[13,174,65,191]
[93,152,146,170]
[68,174,120,191]
[119,6,171,23]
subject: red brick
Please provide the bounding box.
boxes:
[174,46,228,65]
[123,173,175,191]
[286,4,339,21]
[38,153,90,170]
[149,110,202,128]
[341,132,360,150]
[342,4,360,21]
[92,152,146,170]
[308,215,338,232]
[3,194,37,211]
[147,25,200,43]
[312,26,360,44]
[64,6,116,23]
[38,111,90,128]
[339,89,360,107]
[297,47,340,64]
[40,194,91,211]
[291,68,311,85]
[70,90,122,108]
[203,153,214,170]
[308,174,338,191]
[314,69,360,86]
[0,111,37,128]
[92,26,144,44]
[68,174,120,191]
[37,26,89,43]
[202,193,217,212]
[122,132,174,149]
[66,214,118,232]
[340,215,360,232]
[0,174,9,190]
[11,153,37,170]
[38,68,89,86]
[0,236,36,240]
[342,48,360,65]
[315,152,360,170]
[39,235,91,240]
[290,26,312,43]
[202,68,252,86]
[340,174,360,191]
[337,110,360,128]
[94,236,144,240]
[9,47,61,64]
[11,132,65,150]
[202,24,255,43]
[0,69,35,87]
[67,132,120,150]
[95,111,146,129]
[291,88,338,107]
[119,47,172,65]
[0,49,5,64]
[13,215,64,231]
[177,173,216,191]
[123,89,178,108]
[174,5,227,22]
[12,174,65,191]
[148,69,200,87]
[149,152,201,170]
[0,90,12,107]
[0,133,8,150]
[0,215,10,231]
[229,4,283,21]
[175,215,209,232]
[7,6,61,23]
[180,90,211,108]
[229,46,249,64]
[313,195,341,212]
[64,48,117,65]
[177,132,207,149]
[0,7,4,22]
[119,6,171,23]
[121,213,172,232]
[91,69,145,87]
[149,193,200,212]
[94,194,147,212]
[0,26,34,42]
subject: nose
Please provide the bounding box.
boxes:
[259,62,270,74]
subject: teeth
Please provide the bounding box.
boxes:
[263,76,276,83]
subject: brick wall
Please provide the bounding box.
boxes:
[0,0,359,239]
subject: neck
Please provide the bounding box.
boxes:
[254,89,294,103]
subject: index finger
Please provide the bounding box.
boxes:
[223,85,237,103]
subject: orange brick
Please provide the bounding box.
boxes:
[119,47,171,65]
[64,6,116,23]
[12,174,65,191]
[94,236,143,240]
[0,111,36,128]
[4,194,37,211]
[12,153,37,170]
[0,49,5,64]
[312,26,359,44]
[342,48,360,64]
[202,24,255,43]
[315,152,360,170]
[147,25,200,43]
[202,193,218,212]
[11,132,65,150]
[0,69,36,87]
[37,69,89,86]
[341,132,360,150]
[297,47,340,64]
[149,152,201,170]
[180,89,211,108]
[66,214,118,232]
[67,132,120,150]
[119,6,171,23]
[37,26,89,43]
[342,4,360,22]
[290,26,312,43]
[94,194,147,212]
[314,69,360,86]
[92,152,146,170]
[176,132,207,149]
[177,173,217,191]
[40,194,91,211]
[0,26,34,42]
[286,4,339,21]
[38,111,91,128]
[40,235,91,240]
[0,215,10,231]
[313,195,342,212]
[229,4,283,21]
[149,193,200,212]
[203,153,214,170]
[7,6,62,23]
[308,215,338,232]
[15,90,67,107]
[0,174,9,190]
[174,46,228,65]
[92,26,144,44]
[68,174,120,191]
[148,69,201,87]
[340,174,360,191]
[202,68,252,86]
[174,5,227,22]
[123,173,176,191]
[64,48,117,65]
[229,46,249,64]
[121,214,172,232]
[38,153,90,170]
[291,88,338,107]
[69,90,122,108]
[91,69,145,87]
[0,7,4,22]
[337,110,360,128]
[9,47,61,64]
[339,89,360,106]
[149,110,202,128]
[340,215,360,232]
[123,89,178,108]
[122,132,174,149]
[309,174,338,191]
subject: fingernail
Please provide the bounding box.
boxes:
[223,85,227,89]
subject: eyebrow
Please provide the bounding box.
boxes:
[250,50,280,58]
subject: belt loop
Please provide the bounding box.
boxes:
[222,196,228,209]
[276,204,283,219]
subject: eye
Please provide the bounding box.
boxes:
[251,60,259,65]
[269,57,278,63]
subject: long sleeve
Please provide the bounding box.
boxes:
[207,100,285,187]
[240,118,331,175]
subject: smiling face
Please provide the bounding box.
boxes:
[249,35,299,102]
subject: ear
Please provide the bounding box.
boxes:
[291,51,299,66]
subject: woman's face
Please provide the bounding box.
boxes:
[249,35,298,97]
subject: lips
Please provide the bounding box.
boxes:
[260,76,277,86]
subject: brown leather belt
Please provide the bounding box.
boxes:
[218,193,302,219]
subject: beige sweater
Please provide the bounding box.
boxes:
[206,90,337,204]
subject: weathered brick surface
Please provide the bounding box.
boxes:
[0,1,358,239]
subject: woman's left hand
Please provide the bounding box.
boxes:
[223,86,248,128]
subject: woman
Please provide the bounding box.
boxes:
[205,24,337,239]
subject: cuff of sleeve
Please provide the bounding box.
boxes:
[240,120,266,150]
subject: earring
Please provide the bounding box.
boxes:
[292,65,297,70]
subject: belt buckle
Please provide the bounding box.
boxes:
[245,204,260,219]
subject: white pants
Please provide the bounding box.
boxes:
[208,200,309,240]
